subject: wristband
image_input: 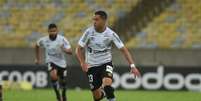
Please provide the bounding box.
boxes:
[130,64,136,68]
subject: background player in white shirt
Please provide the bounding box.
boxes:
[35,23,72,101]
[76,11,141,101]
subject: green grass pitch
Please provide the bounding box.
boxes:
[3,89,201,101]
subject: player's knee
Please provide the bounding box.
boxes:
[103,77,113,86]
[50,72,58,84]
[104,86,115,99]
[50,70,58,81]
[51,75,58,81]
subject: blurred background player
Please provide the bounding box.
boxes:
[35,23,72,101]
[76,10,141,101]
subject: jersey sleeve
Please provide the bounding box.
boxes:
[112,32,124,49]
[78,30,90,47]
[36,38,43,47]
[62,37,71,49]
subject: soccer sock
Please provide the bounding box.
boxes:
[60,79,67,101]
[104,86,115,100]
[62,88,67,101]
[52,80,61,101]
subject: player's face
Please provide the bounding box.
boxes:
[93,15,106,29]
[48,27,58,40]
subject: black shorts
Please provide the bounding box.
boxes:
[47,62,67,79]
[87,62,114,91]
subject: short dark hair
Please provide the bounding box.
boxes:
[95,10,107,20]
[48,23,57,29]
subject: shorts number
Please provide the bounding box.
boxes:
[88,74,93,82]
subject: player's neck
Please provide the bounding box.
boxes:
[95,26,106,33]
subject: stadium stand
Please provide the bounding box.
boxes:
[0,0,138,47]
[0,0,200,48]
[126,0,201,48]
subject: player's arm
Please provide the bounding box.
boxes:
[112,32,141,77]
[75,30,90,72]
[62,48,72,55]
[76,45,88,72]
[35,43,42,64]
[76,45,85,65]
[119,47,141,77]
[62,37,72,55]
[120,47,134,65]
[61,44,72,55]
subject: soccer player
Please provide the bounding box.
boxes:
[35,23,72,101]
[76,11,141,101]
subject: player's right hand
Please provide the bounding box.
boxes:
[130,67,141,79]
[35,59,41,64]
[81,63,89,72]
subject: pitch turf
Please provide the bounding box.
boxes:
[3,89,201,101]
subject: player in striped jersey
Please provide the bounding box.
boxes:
[76,11,141,101]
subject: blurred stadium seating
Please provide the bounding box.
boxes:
[126,0,201,48]
[0,0,138,47]
[0,0,200,48]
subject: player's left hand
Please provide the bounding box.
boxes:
[130,67,141,78]
[81,63,89,72]
[60,44,65,51]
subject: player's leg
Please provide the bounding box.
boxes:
[102,63,115,101]
[87,67,105,101]
[92,88,105,101]
[58,68,68,101]
[48,63,61,101]
[102,77,115,101]
[0,83,2,101]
